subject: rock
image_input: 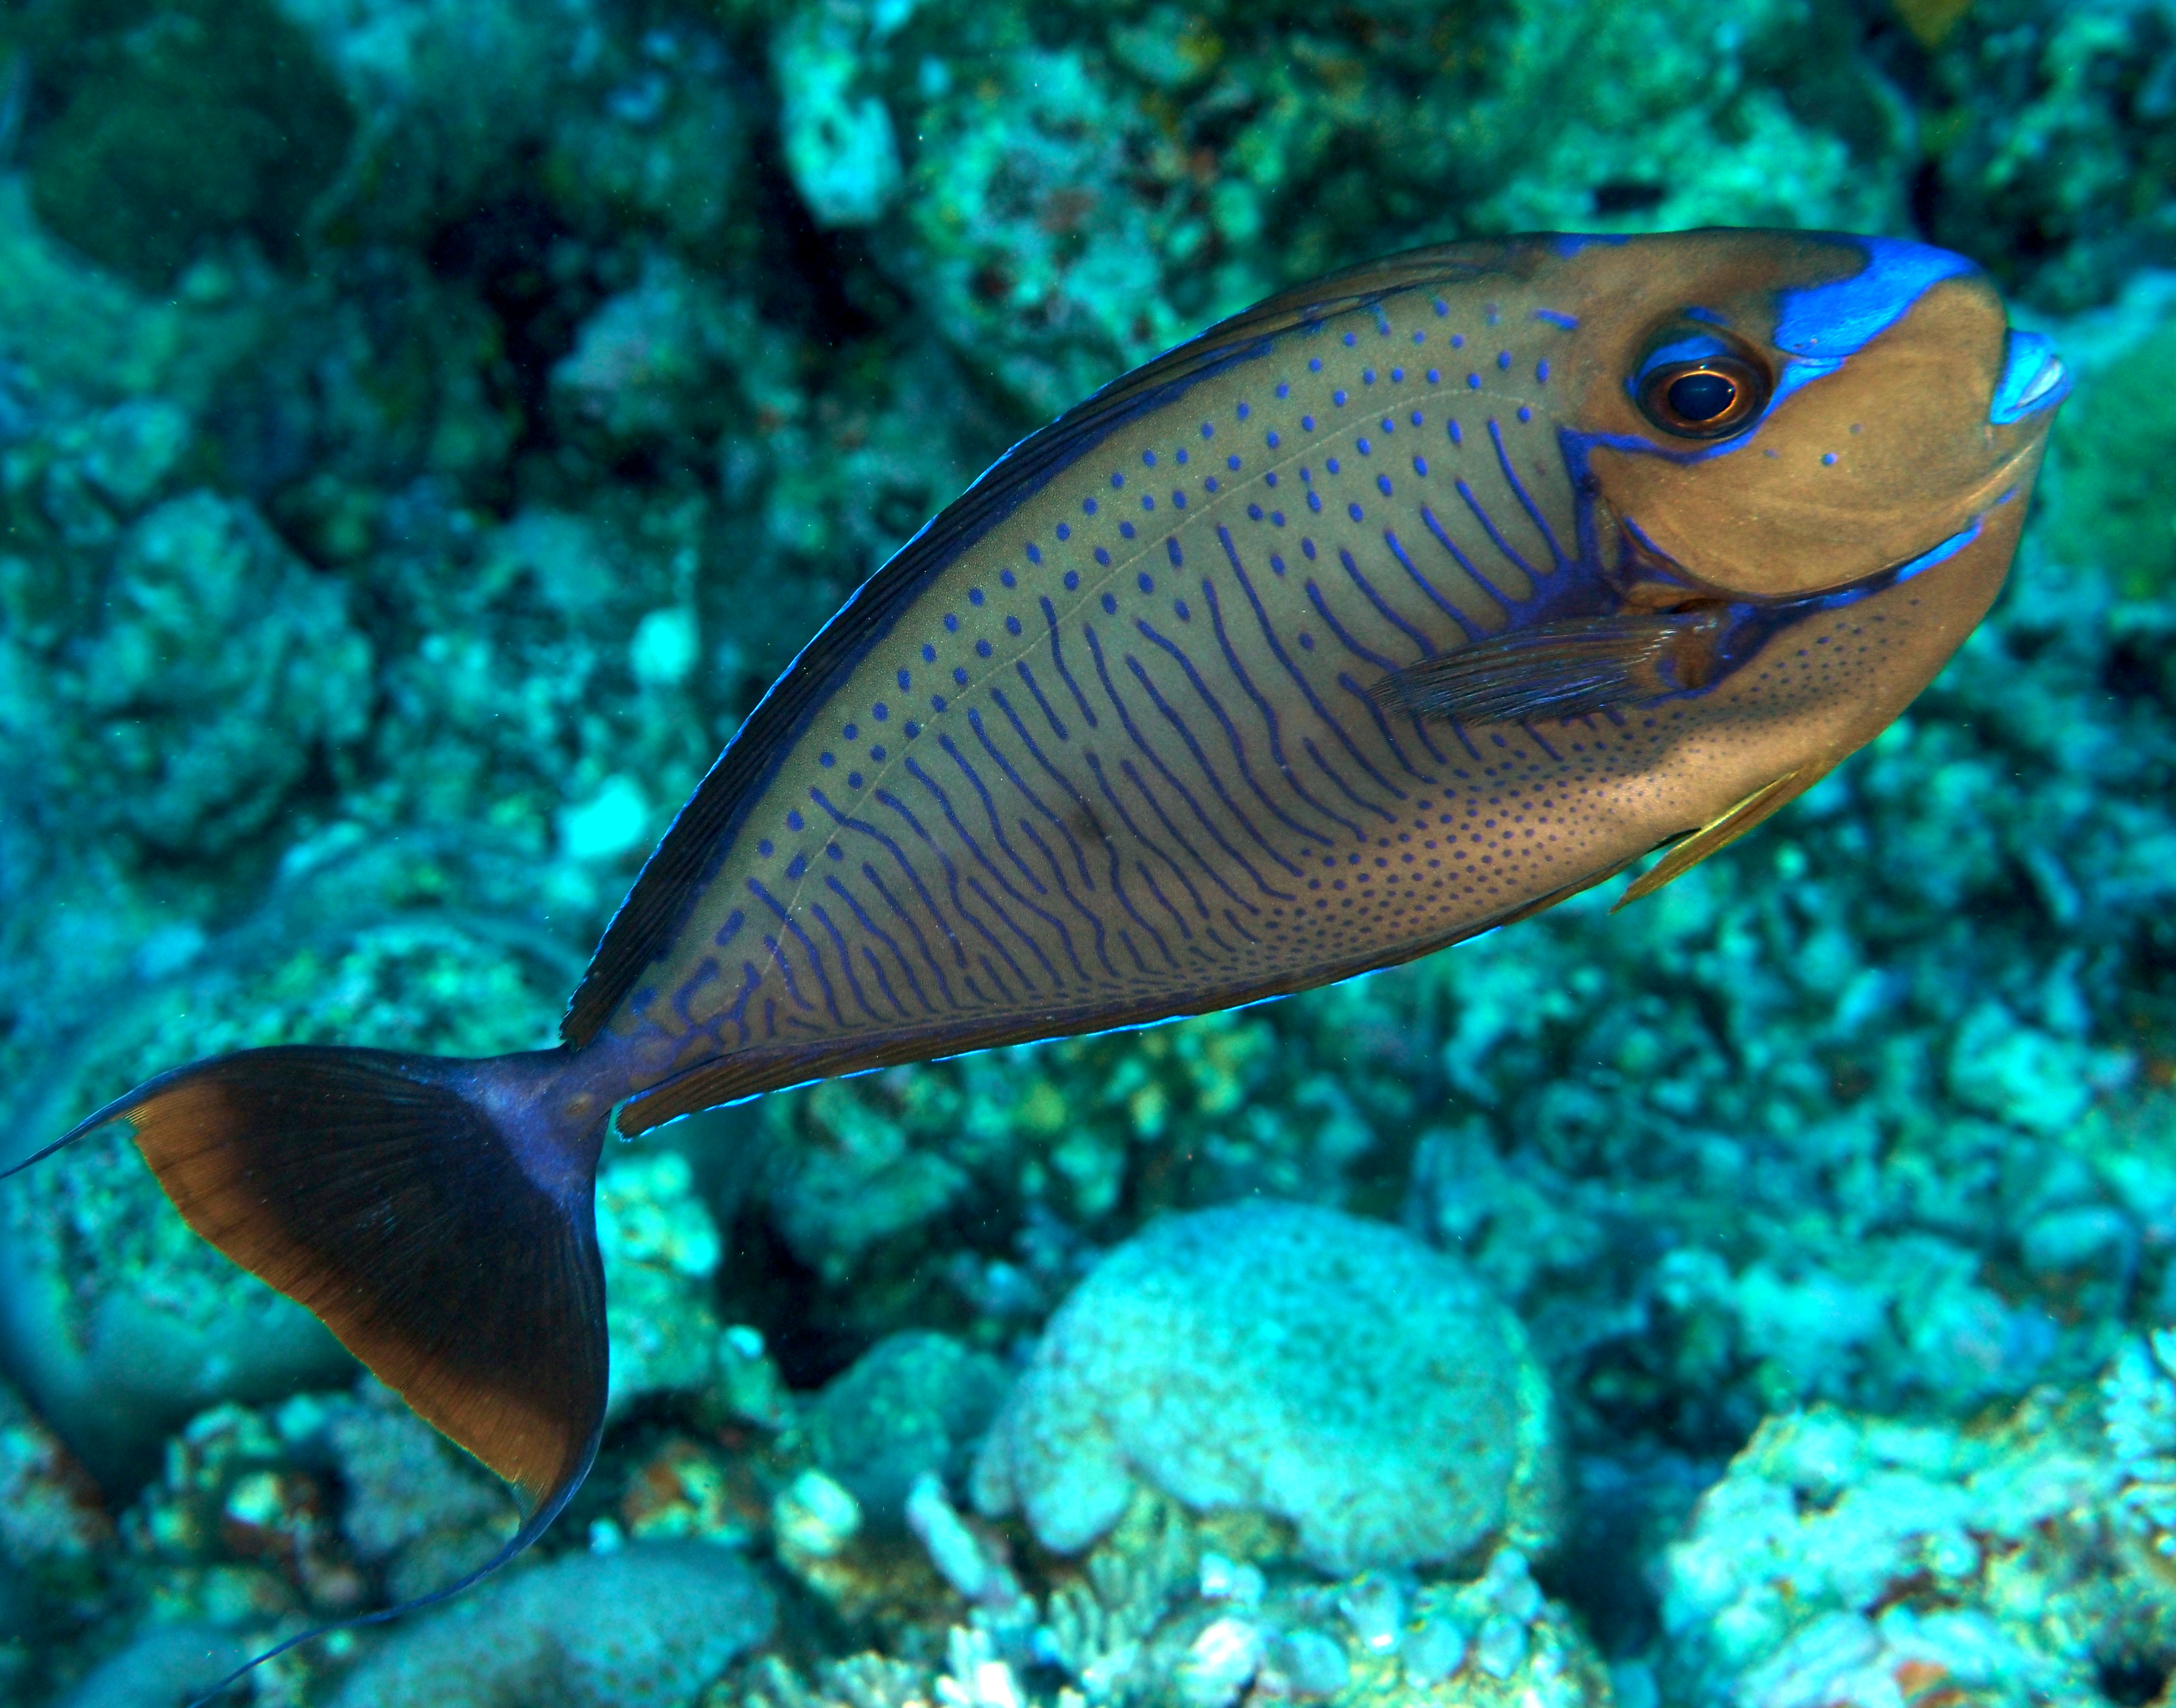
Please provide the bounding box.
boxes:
[773,1,905,228]
[52,1623,246,1708]
[972,1201,1558,1573]
[329,1542,773,1708]
[807,1331,1008,1524]
[548,257,766,456]
[15,0,353,287]
[46,491,372,856]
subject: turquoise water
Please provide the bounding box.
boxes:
[0,1,2173,1703]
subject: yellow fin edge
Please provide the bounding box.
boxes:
[1612,761,1838,912]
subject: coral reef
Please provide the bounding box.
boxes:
[0,0,2172,1702]
[306,1380,511,1602]
[599,1149,732,1416]
[0,1379,112,1575]
[849,0,1910,418]
[742,1491,1615,1708]
[1895,0,2176,311]
[1659,1377,2176,1708]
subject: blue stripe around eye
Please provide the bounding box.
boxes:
[1634,333,1733,383]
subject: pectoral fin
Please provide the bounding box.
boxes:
[1369,607,1728,727]
[1612,762,1835,911]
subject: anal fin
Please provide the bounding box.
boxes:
[1612,762,1836,911]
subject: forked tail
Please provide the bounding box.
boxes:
[1,1044,610,1700]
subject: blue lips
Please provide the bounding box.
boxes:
[1990,330,2068,424]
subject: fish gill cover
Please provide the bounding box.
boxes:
[0,0,2170,1705]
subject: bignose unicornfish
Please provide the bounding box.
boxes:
[9,228,2068,1684]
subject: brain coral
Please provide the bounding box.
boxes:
[971,1201,1558,1574]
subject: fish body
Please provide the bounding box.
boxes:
[12,228,2067,1683]
[555,230,2060,1134]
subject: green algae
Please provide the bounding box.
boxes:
[1911,0,2176,313]
[2037,278,2176,602]
[13,0,354,289]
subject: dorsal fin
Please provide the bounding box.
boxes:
[559,246,1500,1047]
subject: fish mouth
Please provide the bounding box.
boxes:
[1990,330,2067,425]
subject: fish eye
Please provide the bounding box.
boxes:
[1639,355,1767,438]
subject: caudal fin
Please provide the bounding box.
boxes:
[5,1044,609,1693]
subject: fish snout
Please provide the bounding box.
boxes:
[1990,330,2068,425]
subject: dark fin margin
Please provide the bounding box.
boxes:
[4,1046,609,1702]
[560,243,1519,1049]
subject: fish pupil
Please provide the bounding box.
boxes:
[1667,371,1737,421]
[1639,352,1767,437]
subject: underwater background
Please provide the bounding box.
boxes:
[0,0,2173,1702]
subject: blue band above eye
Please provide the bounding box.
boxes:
[1758,237,1981,418]
[1628,333,1734,400]
[1774,236,1976,359]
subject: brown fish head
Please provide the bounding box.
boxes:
[1553,228,2065,600]
[1372,229,2067,895]
[1582,231,2062,788]
[1588,231,2063,769]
